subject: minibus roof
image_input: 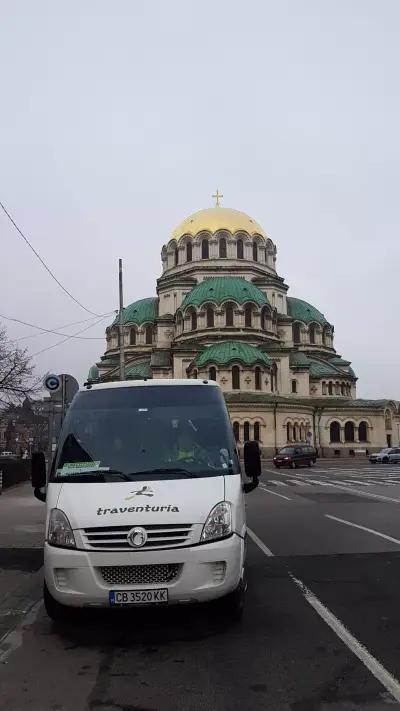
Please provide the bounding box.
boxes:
[81,379,220,393]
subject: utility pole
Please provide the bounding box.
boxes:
[119,258,125,381]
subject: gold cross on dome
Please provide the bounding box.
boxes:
[212,189,223,207]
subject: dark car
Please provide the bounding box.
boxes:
[273,444,317,469]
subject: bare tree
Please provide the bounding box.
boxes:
[0,326,40,407]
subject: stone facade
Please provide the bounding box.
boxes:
[89,205,400,457]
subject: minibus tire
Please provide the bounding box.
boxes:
[43,582,76,623]
[222,579,246,620]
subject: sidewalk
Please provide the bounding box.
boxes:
[0,481,45,549]
[0,482,45,643]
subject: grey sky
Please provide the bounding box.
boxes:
[1,1,399,399]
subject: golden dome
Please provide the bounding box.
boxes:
[171,207,267,241]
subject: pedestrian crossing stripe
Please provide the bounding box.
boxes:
[264,478,400,488]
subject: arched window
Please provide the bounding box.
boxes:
[191,310,197,331]
[192,369,198,379]
[255,367,262,391]
[252,241,258,262]
[322,382,327,395]
[293,323,301,344]
[293,424,299,442]
[309,324,316,344]
[237,239,244,259]
[206,306,214,328]
[243,421,250,442]
[341,383,345,396]
[328,381,333,395]
[344,421,355,442]
[291,380,297,394]
[232,365,240,390]
[244,304,252,328]
[347,384,351,397]
[145,325,153,345]
[219,237,227,258]
[129,328,136,345]
[300,424,305,441]
[358,421,368,442]
[287,423,292,441]
[186,242,192,262]
[201,239,209,259]
[225,303,234,327]
[233,422,240,442]
[330,422,341,443]
[174,247,179,266]
[209,366,217,381]
[254,422,260,441]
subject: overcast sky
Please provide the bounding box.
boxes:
[1,1,399,399]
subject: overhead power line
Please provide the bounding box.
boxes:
[0,199,106,317]
[0,312,114,340]
[14,315,112,342]
[31,314,110,358]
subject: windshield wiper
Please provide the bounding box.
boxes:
[128,468,199,479]
[55,469,131,482]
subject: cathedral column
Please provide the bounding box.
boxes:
[227,239,236,259]
[193,242,201,261]
[244,242,252,260]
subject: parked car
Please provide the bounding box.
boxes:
[388,449,400,464]
[273,444,317,469]
[369,448,400,464]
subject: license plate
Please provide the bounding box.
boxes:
[109,589,168,606]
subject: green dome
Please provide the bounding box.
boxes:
[87,364,99,381]
[287,297,330,325]
[112,297,158,326]
[194,341,272,368]
[181,277,269,310]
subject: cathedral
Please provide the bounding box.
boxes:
[88,198,399,456]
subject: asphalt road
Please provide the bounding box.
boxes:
[2,462,400,710]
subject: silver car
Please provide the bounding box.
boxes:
[388,448,400,464]
[369,448,400,464]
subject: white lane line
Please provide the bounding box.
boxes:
[287,479,312,487]
[260,485,292,501]
[266,479,290,487]
[289,574,400,703]
[249,527,400,703]
[303,479,332,486]
[247,527,274,556]
[325,514,400,546]
[338,480,372,486]
[328,482,400,504]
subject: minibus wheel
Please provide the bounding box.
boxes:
[43,582,76,623]
[223,578,246,620]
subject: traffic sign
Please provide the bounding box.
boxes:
[44,374,61,392]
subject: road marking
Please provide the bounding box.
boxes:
[249,527,400,703]
[247,527,274,556]
[328,482,400,504]
[325,515,400,546]
[287,479,312,487]
[303,479,332,486]
[266,479,289,487]
[289,574,400,703]
[259,485,292,501]
[338,479,372,486]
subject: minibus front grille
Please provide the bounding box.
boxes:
[99,563,182,586]
[82,524,193,550]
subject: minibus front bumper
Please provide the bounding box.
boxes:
[44,533,244,608]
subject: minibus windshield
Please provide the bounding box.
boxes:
[51,385,240,482]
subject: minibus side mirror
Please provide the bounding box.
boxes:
[32,452,47,502]
[243,441,261,493]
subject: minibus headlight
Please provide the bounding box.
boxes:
[201,502,232,542]
[48,508,76,549]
